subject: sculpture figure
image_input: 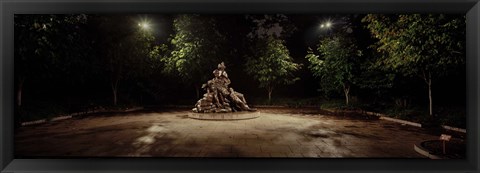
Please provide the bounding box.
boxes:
[193,62,255,113]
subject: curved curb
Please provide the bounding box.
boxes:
[413,140,447,159]
[188,112,260,121]
[379,116,422,127]
[441,125,466,133]
[331,109,466,133]
[21,107,144,126]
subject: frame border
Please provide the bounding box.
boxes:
[1,0,479,172]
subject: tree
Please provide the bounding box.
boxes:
[353,56,396,104]
[15,14,88,106]
[245,14,296,40]
[95,15,157,106]
[244,14,300,102]
[160,14,227,99]
[14,14,89,125]
[305,35,362,105]
[245,36,300,102]
[362,14,465,116]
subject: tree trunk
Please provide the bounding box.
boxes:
[343,84,350,106]
[428,73,433,116]
[423,70,433,116]
[267,87,273,104]
[111,80,118,106]
[15,77,25,129]
[16,77,25,107]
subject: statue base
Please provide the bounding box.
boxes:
[188,111,260,121]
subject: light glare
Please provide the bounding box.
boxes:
[326,22,332,27]
[138,22,150,30]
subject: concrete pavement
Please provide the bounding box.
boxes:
[15,108,437,158]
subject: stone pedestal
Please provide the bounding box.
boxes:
[188,111,260,120]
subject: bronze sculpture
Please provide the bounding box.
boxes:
[192,62,256,113]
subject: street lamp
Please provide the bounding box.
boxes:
[320,21,333,29]
[317,20,335,39]
[138,21,151,30]
[325,21,332,28]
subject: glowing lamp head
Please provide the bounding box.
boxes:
[325,22,332,28]
[138,22,151,30]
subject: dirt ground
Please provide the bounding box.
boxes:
[15,107,440,158]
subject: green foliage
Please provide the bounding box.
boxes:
[14,14,89,79]
[97,15,157,80]
[245,36,301,100]
[362,14,465,77]
[244,14,300,102]
[93,15,159,105]
[148,44,168,69]
[246,14,296,39]
[14,14,92,121]
[160,14,227,87]
[128,24,159,78]
[354,67,395,90]
[362,14,466,116]
[306,33,361,104]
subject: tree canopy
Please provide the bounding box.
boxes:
[160,14,228,98]
[13,14,467,128]
[244,15,301,102]
[94,15,158,105]
[362,14,465,116]
[306,33,362,105]
[14,14,89,107]
[245,36,301,102]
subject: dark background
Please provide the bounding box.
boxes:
[16,14,466,108]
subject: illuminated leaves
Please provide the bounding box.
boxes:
[362,14,465,77]
[161,14,227,87]
[363,14,465,116]
[306,35,360,97]
[245,36,301,99]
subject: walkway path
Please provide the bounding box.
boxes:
[15,108,437,158]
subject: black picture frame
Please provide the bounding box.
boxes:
[1,0,479,172]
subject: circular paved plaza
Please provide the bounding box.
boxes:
[15,108,437,158]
